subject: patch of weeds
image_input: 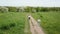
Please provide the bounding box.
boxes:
[0,23,16,30]
[9,23,16,27]
[40,15,43,18]
[0,25,10,30]
[0,32,3,34]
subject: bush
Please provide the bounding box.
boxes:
[40,8,48,12]
[0,23,16,30]
[9,23,16,27]
[8,7,17,12]
[0,25,10,30]
[0,7,8,13]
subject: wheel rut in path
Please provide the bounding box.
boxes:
[29,15,45,34]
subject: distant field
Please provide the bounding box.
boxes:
[0,12,30,34]
[32,12,60,34]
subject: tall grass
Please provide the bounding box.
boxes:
[0,12,27,34]
[32,11,60,34]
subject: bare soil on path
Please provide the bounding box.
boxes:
[29,15,45,34]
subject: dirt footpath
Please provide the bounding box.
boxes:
[29,15,45,34]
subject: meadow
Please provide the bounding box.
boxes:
[0,12,30,34]
[32,11,60,34]
[0,6,60,34]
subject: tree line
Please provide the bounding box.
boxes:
[0,6,60,13]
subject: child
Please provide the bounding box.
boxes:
[28,15,31,20]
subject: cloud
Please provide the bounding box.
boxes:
[0,0,60,7]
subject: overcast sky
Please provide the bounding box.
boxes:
[0,0,60,7]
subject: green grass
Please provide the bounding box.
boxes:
[24,13,31,34]
[0,12,31,34]
[32,11,60,34]
[1,11,59,34]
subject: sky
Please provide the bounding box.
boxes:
[0,0,60,7]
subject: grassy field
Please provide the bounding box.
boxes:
[0,11,60,34]
[0,12,30,34]
[32,11,60,34]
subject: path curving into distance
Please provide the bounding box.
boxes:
[28,15,45,34]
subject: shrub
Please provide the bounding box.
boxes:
[8,7,17,12]
[0,23,16,30]
[0,7,8,13]
[40,8,48,12]
[9,23,16,27]
[0,25,10,30]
